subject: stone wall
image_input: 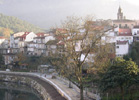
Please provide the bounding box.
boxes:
[0,72,52,100]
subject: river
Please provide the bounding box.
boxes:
[0,81,42,100]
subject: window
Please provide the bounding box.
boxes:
[137,31,139,34]
[125,24,127,28]
[119,24,121,28]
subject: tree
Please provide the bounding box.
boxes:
[0,54,5,68]
[55,16,106,100]
[13,53,27,68]
[130,42,139,65]
[100,58,139,100]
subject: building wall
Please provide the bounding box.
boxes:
[116,36,133,44]
[132,28,139,36]
[25,32,37,42]
[116,43,129,57]
[113,21,136,28]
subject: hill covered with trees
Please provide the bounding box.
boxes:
[0,13,44,37]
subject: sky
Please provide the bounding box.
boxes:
[0,0,139,29]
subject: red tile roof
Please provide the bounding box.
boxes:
[56,28,67,34]
[19,32,30,40]
[118,28,132,36]
[36,33,45,37]
[0,36,6,39]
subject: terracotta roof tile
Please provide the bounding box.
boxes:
[118,28,132,36]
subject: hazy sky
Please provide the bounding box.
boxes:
[0,0,139,29]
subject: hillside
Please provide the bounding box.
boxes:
[0,13,44,37]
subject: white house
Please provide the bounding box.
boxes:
[102,27,118,44]
[132,26,139,42]
[116,28,133,44]
[26,41,36,55]
[45,35,55,43]
[116,41,129,57]
[25,32,37,42]
[0,36,7,45]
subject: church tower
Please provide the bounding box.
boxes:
[117,6,123,20]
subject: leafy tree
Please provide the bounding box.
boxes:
[0,13,44,36]
[100,58,139,100]
[13,53,27,67]
[130,42,139,65]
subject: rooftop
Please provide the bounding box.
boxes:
[118,28,132,36]
[133,26,139,28]
[117,41,128,45]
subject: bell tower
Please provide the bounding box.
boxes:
[117,6,123,20]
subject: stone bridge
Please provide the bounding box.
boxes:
[0,71,71,100]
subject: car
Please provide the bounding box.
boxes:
[6,69,10,72]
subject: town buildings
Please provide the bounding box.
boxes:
[0,6,138,66]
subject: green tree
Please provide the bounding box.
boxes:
[100,58,139,100]
[0,13,43,34]
[130,42,139,65]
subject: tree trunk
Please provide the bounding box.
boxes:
[69,80,72,88]
[80,83,84,100]
[120,86,124,100]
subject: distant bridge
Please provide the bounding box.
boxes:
[0,71,68,100]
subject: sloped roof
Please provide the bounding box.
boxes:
[113,19,135,23]
[117,41,128,45]
[36,32,49,37]
[0,36,6,39]
[57,41,64,45]
[46,40,58,45]
[133,26,139,28]
[20,32,30,38]
[118,28,132,36]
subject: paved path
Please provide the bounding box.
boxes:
[45,75,80,100]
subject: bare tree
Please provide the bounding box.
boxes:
[51,16,108,100]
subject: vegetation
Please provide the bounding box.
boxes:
[0,13,44,37]
[11,53,51,72]
[0,54,5,68]
[124,42,139,65]
[130,42,139,65]
[100,58,139,100]
[48,16,108,100]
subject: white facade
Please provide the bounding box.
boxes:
[132,27,139,42]
[45,36,55,43]
[102,27,118,44]
[116,36,133,44]
[75,40,81,51]
[25,32,37,42]
[0,37,7,46]
[132,28,139,36]
[116,41,129,57]
[13,32,25,38]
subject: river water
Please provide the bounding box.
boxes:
[0,81,41,100]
